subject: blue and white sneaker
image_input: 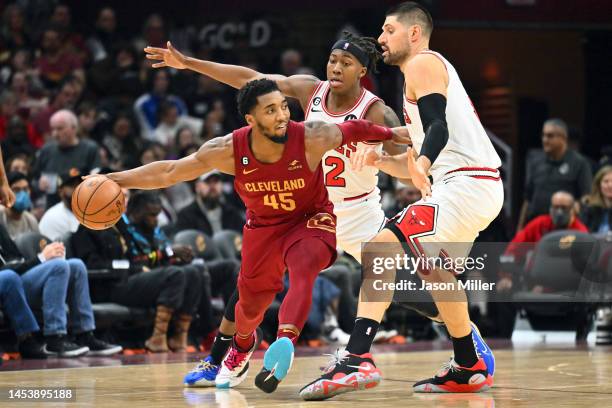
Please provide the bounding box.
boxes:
[471,322,495,378]
[254,337,294,393]
[184,355,222,387]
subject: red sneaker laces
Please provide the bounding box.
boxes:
[224,347,246,370]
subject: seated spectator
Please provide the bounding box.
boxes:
[102,112,142,170]
[87,7,120,62]
[77,191,205,352]
[519,118,592,229]
[6,154,31,175]
[176,170,244,236]
[503,191,588,268]
[76,101,98,140]
[38,172,80,240]
[33,109,100,207]
[134,69,187,141]
[581,165,612,234]
[172,126,200,159]
[0,90,42,149]
[31,80,79,139]
[1,116,35,159]
[35,25,83,89]
[0,172,38,239]
[488,191,589,338]
[0,270,47,359]
[152,101,202,148]
[49,4,88,65]
[384,181,421,219]
[0,223,121,357]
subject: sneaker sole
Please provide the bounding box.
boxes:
[470,322,495,377]
[413,373,493,393]
[300,369,382,401]
[87,346,123,356]
[255,338,294,393]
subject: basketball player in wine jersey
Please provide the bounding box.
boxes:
[105,79,410,393]
[144,33,409,387]
[301,2,503,399]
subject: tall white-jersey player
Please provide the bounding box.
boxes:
[301,1,503,400]
[143,32,406,388]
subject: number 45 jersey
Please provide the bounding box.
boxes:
[232,120,334,228]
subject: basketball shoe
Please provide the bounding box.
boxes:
[413,357,492,393]
[299,349,382,401]
[215,332,258,389]
[184,328,262,387]
[471,322,495,378]
[254,337,294,393]
[184,355,250,387]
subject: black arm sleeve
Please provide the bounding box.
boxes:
[417,93,448,164]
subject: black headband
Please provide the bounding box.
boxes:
[331,39,369,69]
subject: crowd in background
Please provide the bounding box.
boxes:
[1,2,612,360]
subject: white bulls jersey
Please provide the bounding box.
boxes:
[305,80,383,203]
[304,80,386,263]
[402,50,501,183]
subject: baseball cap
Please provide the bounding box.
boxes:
[199,170,222,182]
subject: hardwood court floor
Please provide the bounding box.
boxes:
[0,347,611,407]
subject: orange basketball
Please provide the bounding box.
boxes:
[71,175,125,230]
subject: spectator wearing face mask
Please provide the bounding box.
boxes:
[0,172,38,239]
[498,190,587,289]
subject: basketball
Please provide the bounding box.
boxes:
[71,175,125,230]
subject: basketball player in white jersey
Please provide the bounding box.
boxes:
[301,2,503,399]
[144,32,407,388]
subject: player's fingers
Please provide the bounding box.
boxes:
[144,46,166,53]
[350,151,362,171]
[167,41,179,54]
[145,54,164,60]
[152,62,167,68]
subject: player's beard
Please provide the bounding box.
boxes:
[259,123,288,144]
[384,44,411,66]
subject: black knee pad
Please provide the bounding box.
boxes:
[223,289,239,321]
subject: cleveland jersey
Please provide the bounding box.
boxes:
[305,81,383,202]
[232,121,333,227]
[403,51,501,182]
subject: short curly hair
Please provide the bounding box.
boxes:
[236,78,281,117]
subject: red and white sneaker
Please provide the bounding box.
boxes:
[413,357,493,393]
[299,349,382,401]
[215,333,257,389]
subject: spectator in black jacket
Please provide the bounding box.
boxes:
[175,170,244,236]
[581,165,612,234]
[0,223,121,357]
[74,191,207,352]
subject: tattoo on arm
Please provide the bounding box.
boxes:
[383,106,402,127]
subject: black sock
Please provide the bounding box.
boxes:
[452,333,478,368]
[346,318,379,355]
[209,331,233,365]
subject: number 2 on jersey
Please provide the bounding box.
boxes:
[324,156,346,187]
[263,193,296,211]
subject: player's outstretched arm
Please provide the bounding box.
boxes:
[106,135,234,189]
[145,41,318,105]
[304,120,411,165]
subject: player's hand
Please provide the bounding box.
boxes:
[144,41,188,70]
[0,182,15,208]
[406,148,432,199]
[351,147,382,171]
[390,127,412,145]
